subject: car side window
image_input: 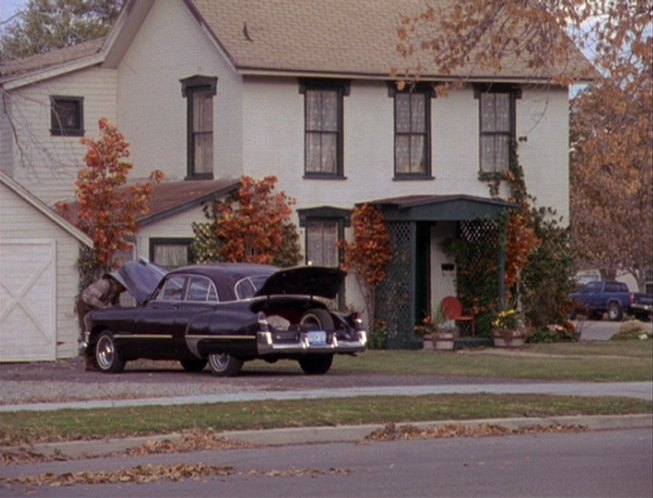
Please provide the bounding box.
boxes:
[187,276,219,303]
[235,278,256,300]
[158,275,187,301]
[583,282,598,293]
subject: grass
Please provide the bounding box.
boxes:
[247,340,653,382]
[1,394,650,446]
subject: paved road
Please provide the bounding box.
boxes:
[2,429,651,497]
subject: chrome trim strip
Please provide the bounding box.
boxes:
[113,334,172,340]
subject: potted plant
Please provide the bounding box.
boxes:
[492,308,527,348]
[415,313,458,351]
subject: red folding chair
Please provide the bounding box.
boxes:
[440,296,476,336]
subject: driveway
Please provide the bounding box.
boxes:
[576,319,653,341]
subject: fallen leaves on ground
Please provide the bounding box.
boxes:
[247,467,353,478]
[0,430,251,465]
[1,463,236,488]
[365,422,588,441]
[122,429,252,456]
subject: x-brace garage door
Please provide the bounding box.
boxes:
[0,240,56,361]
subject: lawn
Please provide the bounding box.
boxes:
[247,340,653,382]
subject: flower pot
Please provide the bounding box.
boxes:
[432,331,455,351]
[492,328,526,348]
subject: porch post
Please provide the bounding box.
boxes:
[498,218,507,309]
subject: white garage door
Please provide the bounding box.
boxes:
[0,240,56,361]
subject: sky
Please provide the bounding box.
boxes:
[0,0,26,23]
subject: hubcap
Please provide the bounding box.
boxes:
[96,336,114,370]
[209,353,229,371]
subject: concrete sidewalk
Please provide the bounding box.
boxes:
[1,381,651,413]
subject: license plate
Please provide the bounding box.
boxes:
[307,331,327,346]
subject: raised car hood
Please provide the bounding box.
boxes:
[109,259,167,306]
[255,266,345,300]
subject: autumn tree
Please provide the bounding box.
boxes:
[57,118,163,281]
[397,1,653,292]
[192,176,301,267]
[340,203,393,328]
[0,0,124,60]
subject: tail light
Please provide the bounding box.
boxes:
[257,311,269,331]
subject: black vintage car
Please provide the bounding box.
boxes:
[82,260,367,376]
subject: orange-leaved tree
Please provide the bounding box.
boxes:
[57,118,163,278]
[194,176,301,267]
[341,203,393,329]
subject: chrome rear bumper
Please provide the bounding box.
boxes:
[256,330,367,355]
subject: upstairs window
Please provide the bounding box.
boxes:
[300,80,349,178]
[181,75,217,179]
[391,84,433,178]
[50,96,84,136]
[475,85,520,175]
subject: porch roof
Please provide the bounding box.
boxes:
[370,194,515,222]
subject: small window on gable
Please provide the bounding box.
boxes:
[181,75,217,180]
[50,96,84,136]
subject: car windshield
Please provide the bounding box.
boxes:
[235,275,268,300]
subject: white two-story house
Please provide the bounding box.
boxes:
[0,0,595,355]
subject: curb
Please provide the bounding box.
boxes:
[4,414,651,459]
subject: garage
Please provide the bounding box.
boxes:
[0,172,92,362]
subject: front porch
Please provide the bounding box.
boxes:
[371,194,514,349]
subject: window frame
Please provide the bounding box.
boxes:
[50,96,84,137]
[389,83,434,180]
[299,79,350,179]
[180,75,218,180]
[149,237,194,269]
[298,207,351,309]
[474,84,521,178]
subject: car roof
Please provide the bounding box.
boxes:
[166,263,278,301]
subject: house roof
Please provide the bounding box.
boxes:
[0,171,93,247]
[188,0,597,82]
[0,38,105,79]
[371,194,515,221]
[1,0,596,87]
[138,179,240,226]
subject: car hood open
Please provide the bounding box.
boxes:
[255,266,346,300]
[109,259,167,306]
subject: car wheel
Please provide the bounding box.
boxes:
[607,302,623,322]
[300,308,334,330]
[94,331,126,373]
[208,353,243,377]
[298,354,334,375]
[180,358,207,372]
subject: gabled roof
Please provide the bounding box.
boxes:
[0,171,93,247]
[1,0,596,88]
[188,0,596,82]
[138,179,240,226]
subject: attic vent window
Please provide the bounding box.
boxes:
[50,96,84,137]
